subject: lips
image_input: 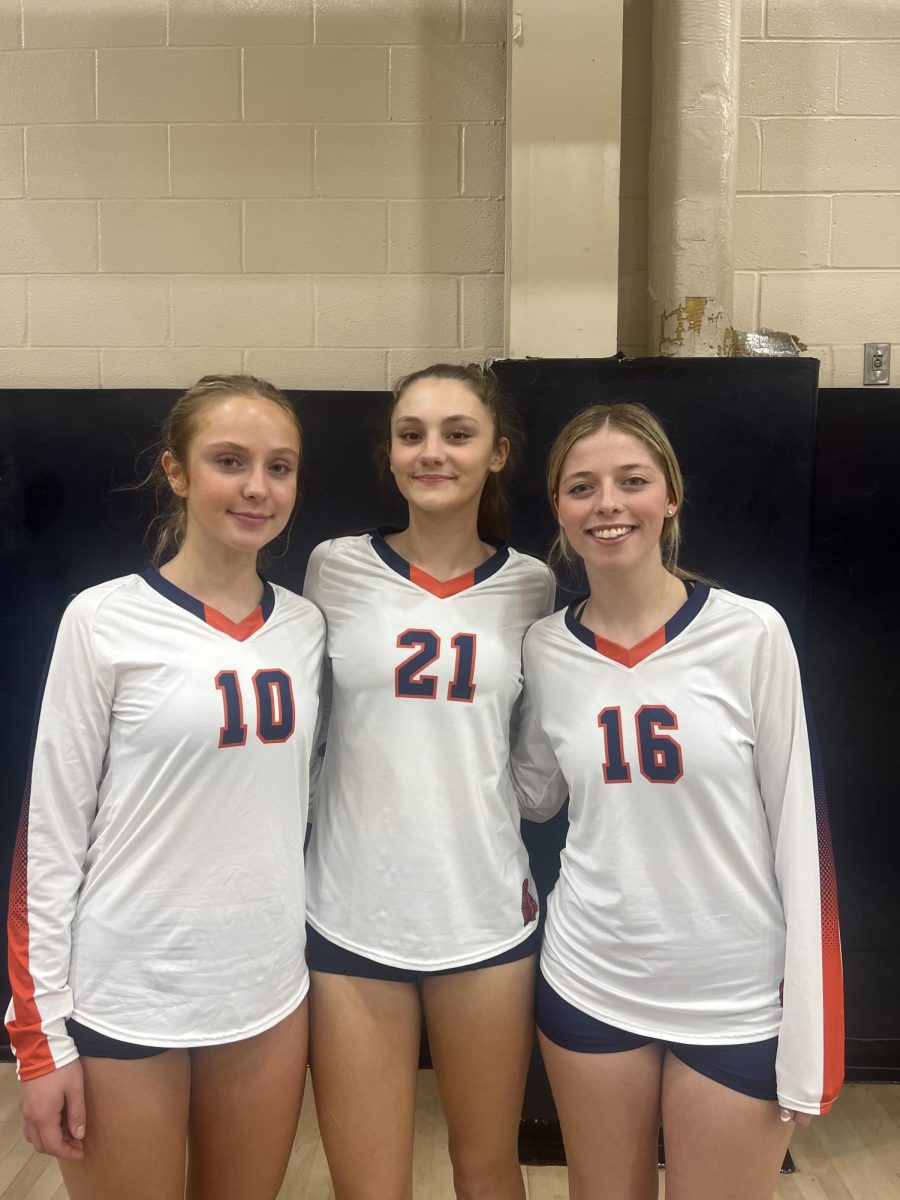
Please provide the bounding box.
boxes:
[229,510,271,525]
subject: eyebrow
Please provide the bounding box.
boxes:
[206,441,299,457]
[561,463,655,482]
[394,413,480,424]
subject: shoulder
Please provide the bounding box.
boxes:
[506,548,555,585]
[270,583,326,627]
[308,535,370,565]
[524,606,568,650]
[62,575,141,627]
[503,548,557,607]
[704,587,791,642]
[305,535,371,578]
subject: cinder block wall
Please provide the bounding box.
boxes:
[735,0,900,385]
[619,0,900,386]
[0,0,506,390]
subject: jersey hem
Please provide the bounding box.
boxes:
[67,979,309,1050]
[16,1045,80,1082]
[777,1094,829,1116]
[540,962,782,1046]
[306,915,539,973]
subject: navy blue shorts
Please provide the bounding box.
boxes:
[536,973,778,1102]
[307,924,540,984]
[67,1018,168,1060]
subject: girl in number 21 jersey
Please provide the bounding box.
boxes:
[7,377,324,1200]
[304,364,555,1200]
[514,403,843,1200]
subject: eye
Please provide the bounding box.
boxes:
[217,455,241,469]
[623,476,648,487]
[448,429,473,441]
[396,430,421,443]
[269,461,295,477]
[567,482,592,496]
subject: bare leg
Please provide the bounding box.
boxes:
[59,1051,190,1200]
[422,954,536,1200]
[661,1050,794,1200]
[538,1030,663,1200]
[308,971,421,1200]
[186,1001,309,1200]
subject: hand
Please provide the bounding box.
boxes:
[19,1059,86,1159]
[780,1106,813,1127]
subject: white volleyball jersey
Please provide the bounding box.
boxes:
[514,584,843,1116]
[7,571,324,1081]
[303,533,556,969]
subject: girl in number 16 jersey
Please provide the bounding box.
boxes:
[303,364,555,1200]
[513,403,844,1200]
[7,377,325,1200]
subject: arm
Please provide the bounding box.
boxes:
[303,544,332,820]
[6,593,114,1155]
[753,613,844,1117]
[510,634,568,823]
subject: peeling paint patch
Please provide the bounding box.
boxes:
[659,295,734,357]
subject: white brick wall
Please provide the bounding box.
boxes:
[736,6,900,386]
[620,0,900,386]
[0,0,505,389]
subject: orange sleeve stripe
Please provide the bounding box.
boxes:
[813,757,844,1112]
[6,789,55,1078]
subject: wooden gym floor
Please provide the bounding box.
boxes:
[0,1068,896,1199]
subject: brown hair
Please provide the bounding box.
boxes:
[145,374,301,567]
[386,362,520,541]
[546,401,694,580]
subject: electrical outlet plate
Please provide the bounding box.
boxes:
[864,343,891,386]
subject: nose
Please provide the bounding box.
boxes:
[242,463,268,498]
[418,432,446,463]
[592,481,622,513]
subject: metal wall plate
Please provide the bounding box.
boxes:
[864,343,891,386]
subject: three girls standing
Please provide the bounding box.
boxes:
[8,370,842,1200]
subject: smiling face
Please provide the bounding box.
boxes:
[163,393,300,559]
[388,376,509,521]
[555,424,676,575]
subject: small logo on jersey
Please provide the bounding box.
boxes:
[521,880,538,925]
[778,979,784,1007]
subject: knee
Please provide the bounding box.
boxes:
[448,1143,521,1200]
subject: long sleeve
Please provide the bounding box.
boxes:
[303,542,332,819]
[753,614,844,1115]
[511,630,568,823]
[6,592,114,1080]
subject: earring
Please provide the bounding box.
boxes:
[666,506,675,516]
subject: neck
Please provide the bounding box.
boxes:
[581,555,686,646]
[389,504,492,580]
[159,538,263,619]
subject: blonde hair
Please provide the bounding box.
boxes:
[546,402,693,581]
[145,374,301,567]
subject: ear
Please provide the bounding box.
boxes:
[665,495,678,517]
[552,492,564,526]
[489,436,510,474]
[161,449,188,498]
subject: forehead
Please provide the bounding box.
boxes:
[192,394,300,447]
[562,426,660,474]
[393,377,484,422]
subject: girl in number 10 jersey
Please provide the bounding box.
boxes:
[303,364,555,1200]
[7,376,325,1200]
[514,403,844,1200]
